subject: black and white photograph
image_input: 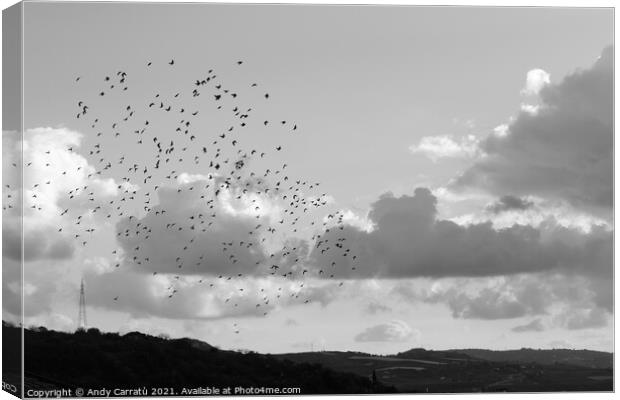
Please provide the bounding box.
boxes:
[1,1,615,397]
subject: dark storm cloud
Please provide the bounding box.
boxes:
[308,188,612,279]
[453,46,613,217]
[486,195,535,214]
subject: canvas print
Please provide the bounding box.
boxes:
[2,2,614,397]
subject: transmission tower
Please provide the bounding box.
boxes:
[77,279,87,331]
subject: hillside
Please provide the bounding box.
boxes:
[5,324,394,396]
[452,348,613,369]
[277,347,613,393]
[3,323,613,395]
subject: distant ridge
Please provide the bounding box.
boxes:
[276,346,612,392]
[450,348,612,369]
[396,348,476,361]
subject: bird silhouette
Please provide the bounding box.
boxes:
[60,56,358,328]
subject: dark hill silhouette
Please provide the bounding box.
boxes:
[3,322,612,395]
[277,347,612,393]
[396,348,476,362]
[8,324,395,395]
[451,348,613,369]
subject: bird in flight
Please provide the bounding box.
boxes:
[59,56,360,329]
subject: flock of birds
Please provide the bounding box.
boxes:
[5,59,364,334]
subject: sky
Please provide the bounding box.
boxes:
[2,2,614,354]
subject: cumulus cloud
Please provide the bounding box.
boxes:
[393,272,611,325]
[445,288,542,320]
[3,128,119,263]
[354,320,417,342]
[339,209,374,233]
[492,124,510,138]
[3,128,123,320]
[113,175,289,277]
[21,127,118,219]
[453,47,613,218]
[409,134,480,162]
[89,180,612,326]
[85,269,342,321]
[521,68,551,96]
[308,187,611,280]
[451,194,609,234]
[428,277,549,320]
[511,319,544,333]
[520,103,541,115]
[88,169,353,320]
[556,306,609,330]
[86,270,273,320]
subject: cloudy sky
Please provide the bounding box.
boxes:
[3,3,613,354]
